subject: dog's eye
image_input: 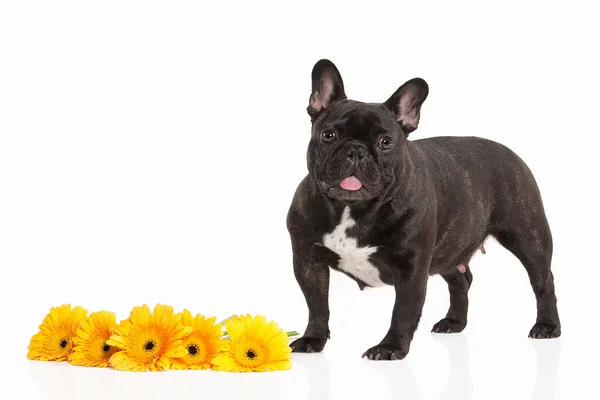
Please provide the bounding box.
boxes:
[321,130,336,143]
[378,136,393,150]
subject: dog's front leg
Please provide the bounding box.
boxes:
[289,249,331,353]
[363,261,429,360]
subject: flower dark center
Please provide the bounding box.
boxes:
[246,349,257,359]
[102,344,111,353]
[188,344,198,356]
[144,340,156,351]
[59,339,68,349]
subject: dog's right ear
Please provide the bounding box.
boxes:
[307,59,346,120]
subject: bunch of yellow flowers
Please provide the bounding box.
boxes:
[27,303,297,372]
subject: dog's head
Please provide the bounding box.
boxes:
[306,59,429,204]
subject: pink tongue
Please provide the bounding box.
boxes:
[340,175,363,191]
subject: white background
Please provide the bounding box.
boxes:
[1,1,598,399]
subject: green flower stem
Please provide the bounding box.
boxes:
[217,315,299,338]
[218,314,237,326]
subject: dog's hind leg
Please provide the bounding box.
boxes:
[432,266,473,333]
[493,223,561,338]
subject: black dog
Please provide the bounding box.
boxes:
[287,59,560,360]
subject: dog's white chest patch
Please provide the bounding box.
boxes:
[322,207,384,287]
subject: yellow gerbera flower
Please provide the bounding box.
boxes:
[27,304,88,361]
[169,310,225,370]
[106,304,192,372]
[68,311,119,367]
[212,314,292,372]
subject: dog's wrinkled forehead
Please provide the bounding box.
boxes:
[315,100,399,142]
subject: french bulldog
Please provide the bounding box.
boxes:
[286,59,561,360]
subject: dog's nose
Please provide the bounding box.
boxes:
[345,143,368,162]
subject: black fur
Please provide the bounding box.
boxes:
[287,59,561,360]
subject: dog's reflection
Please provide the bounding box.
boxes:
[433,334,474,400]
[367,335,473,400]
[368,335,561,400]
[366,355,423,399]
[292,353,331,400]
[529,339,561,400]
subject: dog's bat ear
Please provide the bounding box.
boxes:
[307,59,346,119]
[384,78,429,135]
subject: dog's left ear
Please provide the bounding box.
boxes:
[384,78,429,135]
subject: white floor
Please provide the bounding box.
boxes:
[7,332,591,400]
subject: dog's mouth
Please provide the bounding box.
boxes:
[339,175,363,191]
[317,174,376,204]
[319,175,367,192]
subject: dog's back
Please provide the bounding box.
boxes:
[409,136,551,273]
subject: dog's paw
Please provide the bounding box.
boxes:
[289,336,328,353]
[529,322,561,339]
[362,344,408,361]
[431,318,466,333]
